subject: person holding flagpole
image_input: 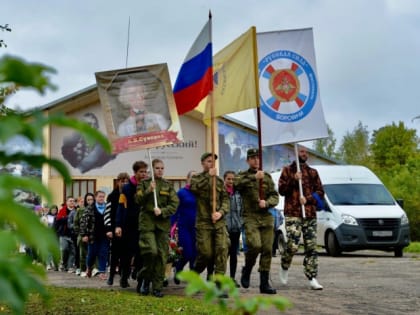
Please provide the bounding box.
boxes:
[189,153,229,291]
[234,148,279,294]
[135,158,179,297]
[278,145,324,290]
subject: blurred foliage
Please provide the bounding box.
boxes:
[0,52,111,314]
[177,271,292,314]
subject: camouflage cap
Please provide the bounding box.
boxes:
[247,148,259,159]
[200,152,218,162]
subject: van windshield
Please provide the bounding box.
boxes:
[324,184,395,206]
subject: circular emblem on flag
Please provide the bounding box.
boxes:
[258,50,317,122]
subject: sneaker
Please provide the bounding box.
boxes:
[46,264,52,271]
[92,268,100,277]
[309,278,323,290]
[76,268,81,276]
[98,273,108,281]
[279,268,288,285]
[80,271,87,278]
[67,268,76,274]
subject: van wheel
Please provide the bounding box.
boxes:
[394,247,403,257]
[326,231,341,257]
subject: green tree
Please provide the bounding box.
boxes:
[0,23,12,48]
[370,122,420,241]
[312,124,338,159]
[0,53,111,314]
[373,157,420,241]
[370,121,418,168]
[338,121,370,165]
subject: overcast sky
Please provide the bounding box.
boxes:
[2,0,420,145]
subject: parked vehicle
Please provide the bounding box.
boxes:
[271,165,410,257]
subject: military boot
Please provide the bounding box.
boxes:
[259,271,277,294]
[120,267,130,288]
[140,279,150,295]
[106,270,114,286]
[240,265,253,288]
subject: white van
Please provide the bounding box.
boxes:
[271,165,410,257]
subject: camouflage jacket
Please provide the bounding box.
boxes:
[278,161,324,218]
[189,171,229,229]
[234,168,279,226]
[135,177,179,232]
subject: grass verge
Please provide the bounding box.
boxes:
[405,241,420,253]
[1,286,225,315]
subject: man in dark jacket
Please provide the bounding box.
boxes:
[278,145,324,290]
[115,161,148,289]
[106,172,130,286]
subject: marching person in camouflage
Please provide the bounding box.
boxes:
[234,148,278,294]
[189,153,230,284]
[135,159,179,298]
[278,145,324,290]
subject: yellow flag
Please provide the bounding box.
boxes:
[196,26,259,125]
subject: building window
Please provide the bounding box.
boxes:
[171,179,185,191]
[65,179,96,200]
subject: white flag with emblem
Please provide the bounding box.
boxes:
[257,28,328,145]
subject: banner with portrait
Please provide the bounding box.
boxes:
[95,63,183,153]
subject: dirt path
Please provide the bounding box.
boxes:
[46,250,420,314]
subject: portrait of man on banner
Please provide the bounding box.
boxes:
[96,64,183,153]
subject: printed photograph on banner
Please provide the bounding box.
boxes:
[95,63,183,153]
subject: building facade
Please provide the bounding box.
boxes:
[41,85,336,204]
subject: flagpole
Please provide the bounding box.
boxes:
[125,16,130,68]
[147,148,158,209]
[252,26,264,200]
[207,11,217,222]
[294,143,306,218]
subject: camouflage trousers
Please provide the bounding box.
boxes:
[195,225,228,275]
[243,222,273,272]
[138,229,168,291]
[281,217,319,280]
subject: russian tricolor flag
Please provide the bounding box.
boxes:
[173,18,213,115]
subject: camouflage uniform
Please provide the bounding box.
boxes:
[136,177,179,292]
[278,161,324,280]
[189,171,229,275]
[234,168,279,272]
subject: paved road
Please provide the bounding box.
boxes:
[46,250,420,314]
